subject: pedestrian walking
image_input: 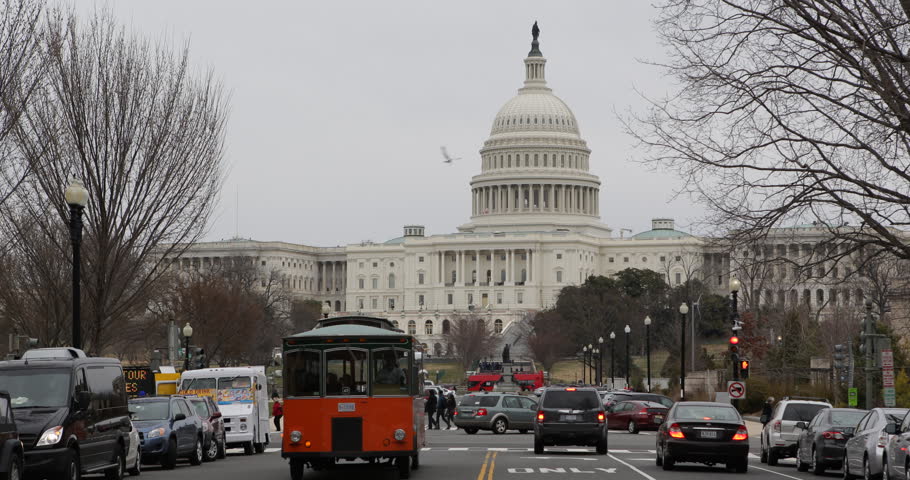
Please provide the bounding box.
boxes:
[437,390,450,429]
[425,390,438,430]
[272,393,283,432]
[446,392,457,430]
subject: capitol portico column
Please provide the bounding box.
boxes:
[491,248,496,286]
[474,250,480,286]
[507,249,514,284]
[528,249,534,284]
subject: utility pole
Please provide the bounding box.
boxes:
[864,301,874,410]
[848,338,854,388]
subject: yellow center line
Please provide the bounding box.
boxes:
[487,452,498,480]
[476,451,491,480]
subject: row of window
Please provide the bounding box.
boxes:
[482,152,588,170]
[494,114,576,128]
[389,318,505,336]
[608,255,682,264]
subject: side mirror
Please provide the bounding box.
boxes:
[886,423,899,435]
[211,412,222,419]
[174,413,186,421]
[795,421,808,430]
[75,391,91,410]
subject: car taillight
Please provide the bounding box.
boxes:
[537,411,545,423]
[822,431,845,440]
[773,420,781,433]
[879,432,889,448]
[637,408,649,416]
[597,411,605,423]
[733,426,749,441]
[669,423,685,439]
[476,408,488,417]
[565,387,577,391]
[453,410,458,416]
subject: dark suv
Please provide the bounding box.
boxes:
[0,391,23,480]
[129,396,204,469]
[534,387,607,455]
[0,349,131,480]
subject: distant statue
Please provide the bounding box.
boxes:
[502,343,511,363]
[532,22,540,42]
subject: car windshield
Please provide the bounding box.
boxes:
[542,391,600,410]
[831,411,866,426]
[190,400,209,418]
[0,368,71,408]
[884,409,908,424]
[630,395,673,408]
[675,405,740,421]
[217,376,252,389]
[783,404,828,422]
[130,401,169,420]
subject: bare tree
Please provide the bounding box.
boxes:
[525,310,573,372]
[631,0,910,267]
[0,0,47,210]
[444,314,498,370]
[7,9,228,354]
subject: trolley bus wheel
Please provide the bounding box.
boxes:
[396,456,410,479]
[290,459,304,480]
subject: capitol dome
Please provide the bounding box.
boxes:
[458,24,611,238]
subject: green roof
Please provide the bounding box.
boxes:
[631,229,693,240]
[289,324,405,338]
[384,236,405,244]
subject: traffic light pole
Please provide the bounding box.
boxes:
[730,289,740,410]
[864,301,874,410]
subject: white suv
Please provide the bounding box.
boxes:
[760,397,832,466]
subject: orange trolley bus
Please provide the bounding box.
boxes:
[281,315,426,479]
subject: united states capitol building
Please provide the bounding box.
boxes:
[171,28,878,354]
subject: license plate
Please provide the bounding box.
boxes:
[653,416,664,424]
[700,430,718,439]
[561,414,578,422]
[338,403,356,412]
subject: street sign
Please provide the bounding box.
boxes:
[884,370,895,387]
[848,388,858,407]
[727,381,746,399]
[885,387,896,407]
[882,349,894,368]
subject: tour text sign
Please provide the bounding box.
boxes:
[124,366,156,398]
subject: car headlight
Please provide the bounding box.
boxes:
[289,430,302,443]
[240,423,248,431]
[146,427,166,439]
[36,426,63,446]
[394,429,406,441]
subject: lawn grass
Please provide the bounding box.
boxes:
[423,360,466,386]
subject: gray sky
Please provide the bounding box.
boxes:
[100,1,697,246]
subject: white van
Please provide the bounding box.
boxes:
[178,367,270,454]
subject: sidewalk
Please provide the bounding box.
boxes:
[745,420,763,439]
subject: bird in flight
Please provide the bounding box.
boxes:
[441,146,461,164]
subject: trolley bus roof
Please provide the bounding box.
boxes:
[288,324,408,338]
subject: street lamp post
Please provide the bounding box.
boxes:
[679,303,689,399]
[609,332,616,388]
[182,322,193,372]
[624,325,631,388]
[730,276,742,374]
[587,344,593,384]
[598,336,604,386]
[65,179,89,350]
[585,346,591,383]
[644,316,652,392]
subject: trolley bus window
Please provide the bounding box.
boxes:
[285,350,321,397]
[372,348,410,395]
[326,348,368,396]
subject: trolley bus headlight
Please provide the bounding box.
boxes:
[289,430,302,443]
[240,423,248,431]
[394,429,406,441]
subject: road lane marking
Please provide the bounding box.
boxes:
[449,448,469,451]
[751,466,805,480]
[488,452,497,480]
[477,452,491,480]
[608,454,657,480]
[421,447,431,451]
[519,457,597,461]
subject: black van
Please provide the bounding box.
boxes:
[0,348,131,480]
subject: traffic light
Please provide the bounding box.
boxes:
[833,344,846,369]
[729,335,740,359]
[739,359,750,379]
[193,347,206,369]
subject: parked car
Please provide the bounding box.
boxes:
[760,396,832,465]
[603,391,674,409]
[534,387,607,455]
[843,408,909,480]
[127,420,141,476]
[454,392,537,434]
[656,401,749,473]
[606,400,668,433]
[0,348,131,480]
[883,410,910,480]
[187,396,226,461]
[794,407,866,474]
[0,391,24,480]
[129,395,205,469]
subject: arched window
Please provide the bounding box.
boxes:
[388,273,395,289]
[407,320,416,335]
[334,300,341,311]
[434,343,443,356]
[425,320,434,335]
[494,319,503,334]
[816,289,825,305]
[556,270,563,283]
[442,319,451,334]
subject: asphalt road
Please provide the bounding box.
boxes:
[109,426,836,480]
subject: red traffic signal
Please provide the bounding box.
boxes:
[729,336,740,345]
[740,360,750,370]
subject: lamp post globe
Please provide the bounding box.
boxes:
[182,322,193,371]
[729,276,741,293]
[65,178,89,350]
[322,303,332,319]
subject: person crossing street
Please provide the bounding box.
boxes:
[425,389,438,430]
[437,390,450,429]
[445,392,457,430]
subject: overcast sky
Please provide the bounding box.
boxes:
[93,1,697,246]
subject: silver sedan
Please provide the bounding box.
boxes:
[843,408,908,480]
